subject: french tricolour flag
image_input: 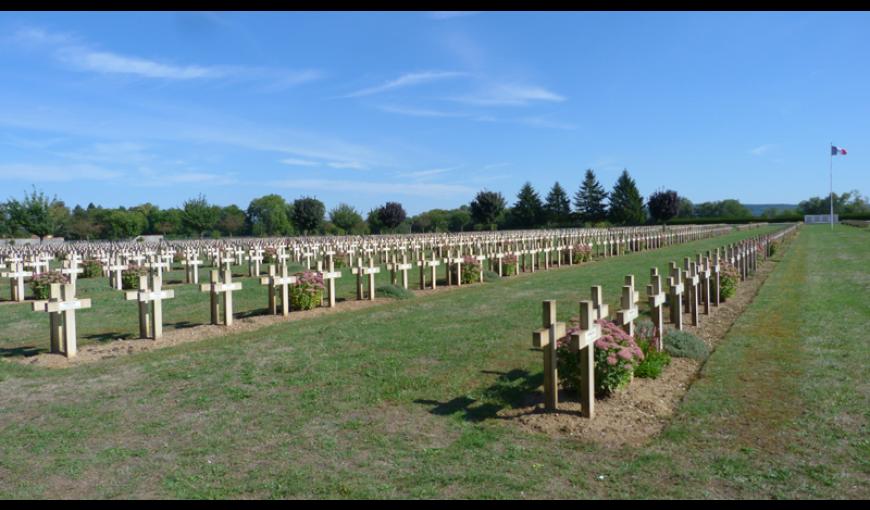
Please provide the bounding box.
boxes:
[832,145,847,155]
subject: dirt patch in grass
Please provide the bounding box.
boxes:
[500,245,789,448]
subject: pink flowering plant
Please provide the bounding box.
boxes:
[572,244,592,264]
[81,259,102,278]
[719,261,740,300]
[556,318,644,397]
[262,247,278,264]
[290,270,325,310]
[502,254,518,276]
[459,255,481,284]
[29,271,70,300]
[121,265,149,290]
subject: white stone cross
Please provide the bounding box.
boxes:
[531,300,566,411]
[590,285,610,322]
[569,300,604,419]
[320,255,343,308]
[59,259,84,296]
[420,251,441,290]
[2,262,33,302]
[32,283,91,358]
[647,268,666,351]
[200,268,243,326]
[668,262,684,330]
[183,254,203,284]
[108,259,127,290]
[260,263,296,317]
[389,252,413,290]
[145,258,170,281]
[125,273,174,339]
[248,247,264,277]
[351,256,380,301]
[616,275,640,336]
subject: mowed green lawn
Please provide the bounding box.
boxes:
[1,224,865,499]
[0,258,415,354]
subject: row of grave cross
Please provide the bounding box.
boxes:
[7,225,793,359]
[529,225,800,417]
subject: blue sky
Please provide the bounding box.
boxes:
[1,11,868,214]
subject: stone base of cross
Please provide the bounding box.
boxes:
[32,283,92,358]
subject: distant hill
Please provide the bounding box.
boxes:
[744,203,798,216]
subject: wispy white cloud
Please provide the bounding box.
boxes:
[377,104,467,118]
[57,47,224,80]
[12,26,321,87]
[272,178,474,197]
[280,158,321,167]
[397,165,462,179]
[483,162,510,170]
[451,83,566,106]
[326,161,367,170]
[428,11,481,20]
[0,100,391,171]
[0,163,122,182]
[518,115,576,130]
[750,144,774,156]
[344,71,468,98]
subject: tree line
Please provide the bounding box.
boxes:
[2,170,868,240]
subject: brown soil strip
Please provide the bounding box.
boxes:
[498,241,793,448]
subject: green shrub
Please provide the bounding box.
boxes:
[769,240,780,256]
[81,259,102,278]
[122,266,149,290]
[376,284,414,300]
[482,270,500,281]
[571,244,592,264]
[262,247,278,264]
[30,271,69,299]
[290,270,324,310]
[458,255,481,284]
[634,338,671,379]
[719,261,740,300]
[502,254,518,276]
[663,329,709,360]
[333,252,348,269]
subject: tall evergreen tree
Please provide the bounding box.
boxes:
[544,182,571,226]
[608,169,646,225]
[573,169,608,222]
[512,182,544,228]
[469,189,506,229]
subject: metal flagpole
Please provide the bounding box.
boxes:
[830,142,834,231]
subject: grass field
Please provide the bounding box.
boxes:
[0,224,866,499]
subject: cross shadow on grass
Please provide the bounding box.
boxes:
[166,321,200,330]
[236,307,269,319]
[84,332,135,343]
[414,369,544,423]
[0,345,44,358]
